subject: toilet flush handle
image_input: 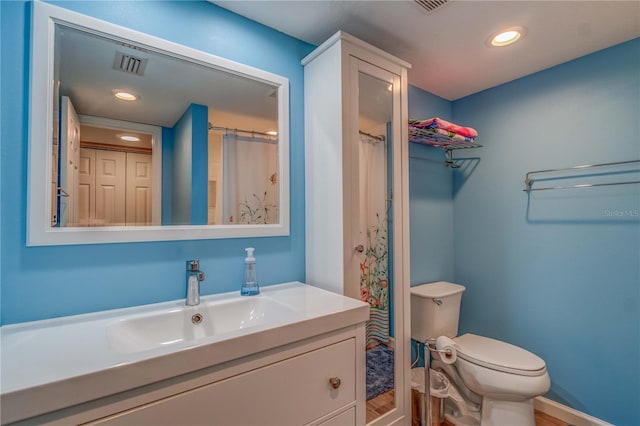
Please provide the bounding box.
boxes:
[433,298,443,305]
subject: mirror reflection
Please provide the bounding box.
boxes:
[52,24,280,228]
[358,71,396,421]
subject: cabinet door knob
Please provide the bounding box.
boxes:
[329,377,341,389]
[355,244,365,253]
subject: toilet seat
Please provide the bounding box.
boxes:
[453,334,547,377]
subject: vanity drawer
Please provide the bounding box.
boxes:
[91,338,356,426]
[317,407,356,426]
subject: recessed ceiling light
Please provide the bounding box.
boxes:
[488,26,526,47]
[113,91,138,101]
[493,30,520,45]
[119,135,140,142]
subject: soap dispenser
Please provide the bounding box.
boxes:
[241,247,260,296]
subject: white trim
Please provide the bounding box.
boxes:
[28,2,290,245]
[301,31,411,70]
[534,397,613,426]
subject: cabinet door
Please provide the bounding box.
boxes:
[94,150,126,226]
[90,339,356,426]
[347,57,407,424]
[303,33,410,426]
[78,148,96,226]
[318,407,356,426]
[59,96,80,226]
[125,152,153,226]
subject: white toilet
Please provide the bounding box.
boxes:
[411,281,550,426]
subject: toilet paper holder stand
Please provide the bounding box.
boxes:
[427,340,453,358]
[421,338,454,426]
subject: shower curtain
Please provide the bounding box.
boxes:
[358,132,390,348]
[222,134,279,224]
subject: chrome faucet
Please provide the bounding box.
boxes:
[186,260,205,306]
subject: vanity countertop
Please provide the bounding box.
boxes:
[0,282,369,424]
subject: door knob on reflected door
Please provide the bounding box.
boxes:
[355,244,364,253]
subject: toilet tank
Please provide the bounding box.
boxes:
[410,281,465,342]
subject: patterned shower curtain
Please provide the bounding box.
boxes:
[222,133,279,224]
[358,131,390,348]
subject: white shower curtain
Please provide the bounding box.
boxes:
[358,131,390,348]
[222,134,279,224]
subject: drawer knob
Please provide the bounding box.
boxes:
[329,377,341,389]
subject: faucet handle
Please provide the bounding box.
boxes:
[187,259,200,271]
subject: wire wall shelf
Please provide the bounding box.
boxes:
[408,126,482,168]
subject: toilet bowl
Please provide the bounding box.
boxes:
[453,334,550,402]
[410,282,551,426]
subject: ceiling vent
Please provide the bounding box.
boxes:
[414,0,448,14]
[113,51,148,76]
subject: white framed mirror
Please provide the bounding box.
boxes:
[28,2,290,246]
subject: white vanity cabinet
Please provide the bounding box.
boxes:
[2,284,368,426]
[9,326,365,426]
[303,31,412,424]
[91,337,357,426]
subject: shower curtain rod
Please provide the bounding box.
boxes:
[359,130,385,142]
[208,123,276,138]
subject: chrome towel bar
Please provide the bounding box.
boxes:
[524,159,640,192]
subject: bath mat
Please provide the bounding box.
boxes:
[366,345,394,400]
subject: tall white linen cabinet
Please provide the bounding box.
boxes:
[303,31,412,425]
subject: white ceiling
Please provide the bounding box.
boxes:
[212,0,640,100]
[57,25,278,128]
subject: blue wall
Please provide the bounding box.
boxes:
[408,86,455,285]
[190,104,208,226]
[173,105,195,225]
[407,86,454,365]
[171,103,208,225]
[0,1,314,324]
[452,39,639,425]
[161,126,174,225]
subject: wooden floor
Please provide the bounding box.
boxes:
[534,410,570,426]
[366,389,395,423]
[443,411,568,426]
[366,389,568,425]
[441,410,568,426]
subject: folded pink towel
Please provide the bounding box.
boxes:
[409,117,478,138]
[408,127,476,146]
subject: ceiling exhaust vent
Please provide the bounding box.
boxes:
[414,0,448,14]
[113,51,148,76]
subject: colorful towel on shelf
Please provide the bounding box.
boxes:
[408,126,477,146]
[409,117,478,138]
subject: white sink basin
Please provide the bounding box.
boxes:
[107,296,300,354]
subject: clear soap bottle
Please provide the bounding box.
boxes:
[241,247,260,296]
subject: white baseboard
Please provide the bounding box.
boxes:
[534,397,612,426]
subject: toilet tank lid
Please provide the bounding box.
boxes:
[410,282,466,298]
